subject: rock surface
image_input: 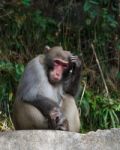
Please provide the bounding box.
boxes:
[0,129,120,150]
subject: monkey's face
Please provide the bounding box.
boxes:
[49,58,69,84]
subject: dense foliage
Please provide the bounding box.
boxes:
[0,0,120,131]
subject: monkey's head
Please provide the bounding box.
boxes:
[44,46,71,85]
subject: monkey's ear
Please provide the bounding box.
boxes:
[44,45,51,53]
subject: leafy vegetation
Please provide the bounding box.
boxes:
[0,0,120,131]
[79,90,120,132]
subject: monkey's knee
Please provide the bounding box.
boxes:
[12,100,48,130]
[61,94,80,132]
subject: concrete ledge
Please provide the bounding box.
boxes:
[0,128,120,150]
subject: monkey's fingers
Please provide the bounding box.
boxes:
[70,56,79,63]
[56,118,69,131]
[49,107,62,128]
[70,56,81,68]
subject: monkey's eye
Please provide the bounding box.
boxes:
[54,59,68,69]
[62,63,69,69]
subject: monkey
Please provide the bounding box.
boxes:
[12,46,81,132]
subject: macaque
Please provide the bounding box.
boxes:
[12,46,81,132]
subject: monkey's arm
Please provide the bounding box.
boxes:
[23,95,59,118]
[23,95,69,130]
[63,56,81,97]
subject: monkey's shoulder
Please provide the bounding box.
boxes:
[28,54,45,65]
[25,55,45,71]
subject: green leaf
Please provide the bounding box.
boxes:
[116,72,120,80]
[109,110,116,128]
[83,1,92,12]
[103,109,109,128]
[22,0,31,6]
[90,10,98,18]
[90,0,99,5]
[112,110,119,125]
[116,43,120,51]
[15,64,24,80]
[86,19,91,25]
[46,35,55,43]
[81,98,90,116]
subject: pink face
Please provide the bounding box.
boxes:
[49,58,69,83]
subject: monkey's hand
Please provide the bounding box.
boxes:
[63,55,81,97]
[69,55,81,73]
[49,107,69,131]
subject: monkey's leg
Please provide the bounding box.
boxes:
[23,95,69,131]
[12,100,48,130]
[61,94,80,132]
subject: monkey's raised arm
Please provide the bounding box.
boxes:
[63,56,81,97]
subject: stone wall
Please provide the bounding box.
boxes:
[0,128,120,150]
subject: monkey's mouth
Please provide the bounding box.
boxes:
[53,76,61,81]
[50,75,62,84]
